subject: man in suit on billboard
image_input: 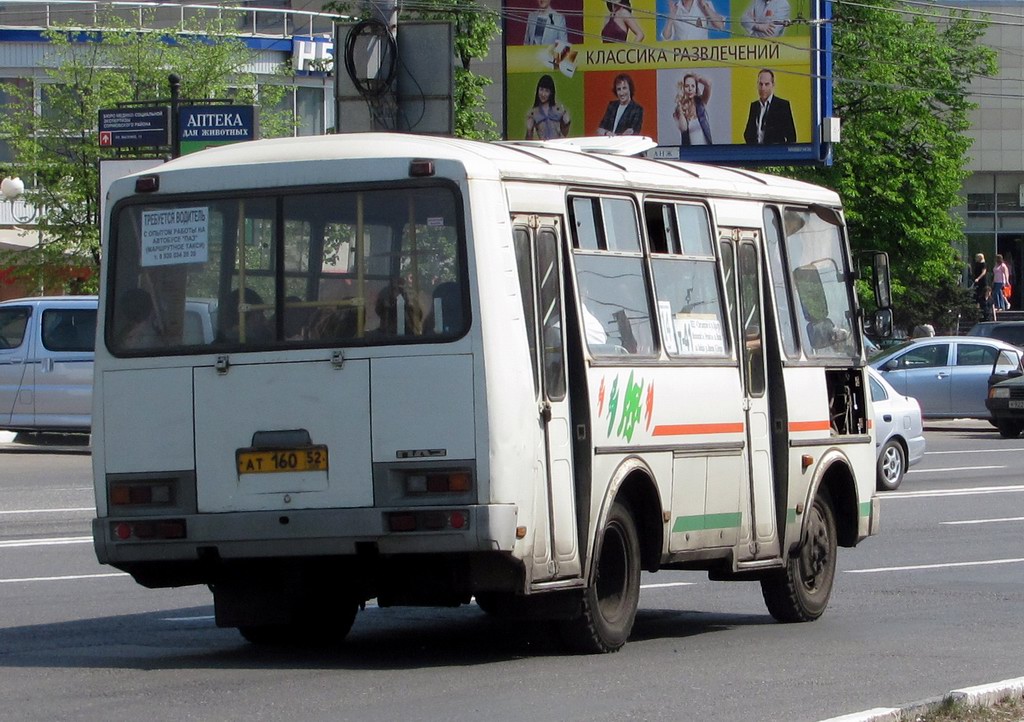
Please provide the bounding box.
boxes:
[743,68,797,145]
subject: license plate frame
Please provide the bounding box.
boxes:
[236,445,329,475]
[1008,400,1024,409]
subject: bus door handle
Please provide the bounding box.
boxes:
[539,400,552,423]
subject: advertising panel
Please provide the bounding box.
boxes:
[503,0,828,164]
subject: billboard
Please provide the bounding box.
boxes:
[503,0,830,164]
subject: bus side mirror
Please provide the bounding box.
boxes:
[873,251,891,309]
[873,308,893,339]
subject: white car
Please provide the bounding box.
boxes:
[868,366,925,491]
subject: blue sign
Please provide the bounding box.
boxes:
[98,107,169,148]
[178,105,256,154]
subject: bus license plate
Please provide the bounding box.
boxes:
[237,446,329,474]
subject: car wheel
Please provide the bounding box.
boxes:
[876,439,906,491]
[996,420,1024,439]
[761,487,837,623]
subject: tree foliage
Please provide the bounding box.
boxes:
[0,12,293,293]
[782,0,996,333]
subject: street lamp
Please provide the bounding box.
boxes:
[1,176,24,200]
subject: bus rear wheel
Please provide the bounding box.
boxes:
[559,501,640,654]
[760,488,837,623]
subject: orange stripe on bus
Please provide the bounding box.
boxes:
[652,422,745,436]
[789,420,831,432]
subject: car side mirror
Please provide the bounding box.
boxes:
[882,359,899,372]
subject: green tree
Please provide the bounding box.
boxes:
[782,1,996,333]
[326,0,500,139]
[0,12,293,293]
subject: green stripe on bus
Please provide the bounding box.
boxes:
[859,501,872,517]
[787,508,797,524]
[672,512,743,533]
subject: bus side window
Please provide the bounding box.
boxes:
[570,194,654,357]
[647,202,728,358]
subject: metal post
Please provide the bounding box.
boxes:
[169,74,181,158]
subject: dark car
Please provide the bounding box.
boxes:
[967,320,1024,348]
[986,348,1024,437]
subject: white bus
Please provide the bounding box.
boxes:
[92,133,891,653]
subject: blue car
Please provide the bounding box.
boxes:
[869,336,1023,419]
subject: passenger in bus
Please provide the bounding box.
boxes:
[117,288,162,349]
[221,287,273,344]
[525,75,571,140]
[307,305,359,341]
[373,282,423,336]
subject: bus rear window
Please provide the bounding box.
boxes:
[107,184,466,355]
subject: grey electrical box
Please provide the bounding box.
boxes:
[335,21,454,135]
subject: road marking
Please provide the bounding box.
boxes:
[907,465,1004,474]
[0,507,94,515]
[161,615,215,622]
[640,581,697,590]
[941,516,1024,526]
[0,572,129,583]
[847,557,1024,574]
[883,484,1024,499]
[926,448,1024,455]
[0,536,92,548]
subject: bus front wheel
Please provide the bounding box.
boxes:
[559,501,641,654]
[760,488,837,623]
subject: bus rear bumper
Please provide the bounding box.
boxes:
[93,503,520,569]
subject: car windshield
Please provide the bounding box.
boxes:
[869,339,914,365]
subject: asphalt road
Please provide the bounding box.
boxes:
[1,422,1022,722]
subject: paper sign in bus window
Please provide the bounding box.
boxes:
[140,207,210,267]
[674,313,725,355]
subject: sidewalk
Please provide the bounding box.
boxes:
[821,677,1024,721]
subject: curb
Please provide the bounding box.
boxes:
[820,677,1024,721]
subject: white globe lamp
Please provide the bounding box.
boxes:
[1,176,25,200]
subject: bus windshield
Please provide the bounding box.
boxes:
[783,207,857,359]
[106,183,466,354]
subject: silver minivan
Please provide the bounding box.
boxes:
[0,296,97,432]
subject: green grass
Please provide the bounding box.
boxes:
[907,696,1024,721]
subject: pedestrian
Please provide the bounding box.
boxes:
[972,252,989,312]
[980,286,996,321]
[993,253,1010,314]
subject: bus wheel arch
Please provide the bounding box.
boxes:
[762,456,855,624]
[559,461,661,653]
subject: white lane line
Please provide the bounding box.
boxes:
[161,615,215,622]
[907,465,1004,474]
[0,507,93,515]
[0,572,129,583]
[847,558,1024,574]
[640,581,697,590]
[884,484,1024,499]
[926,448,1024,454]
[0,536,92,548]
[942,516,1024,526]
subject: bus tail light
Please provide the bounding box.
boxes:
[110,480,176,506]
[387,510,469,532]
[111,519,187,541]
[405,471,472,495]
